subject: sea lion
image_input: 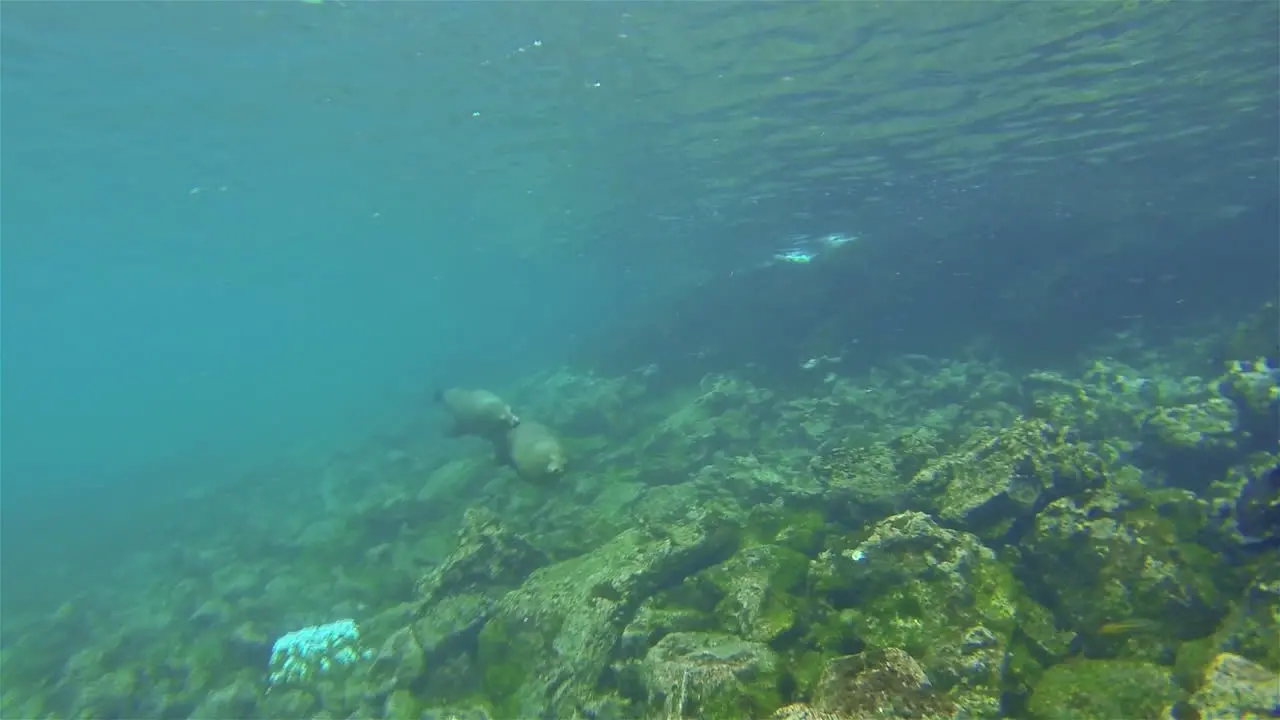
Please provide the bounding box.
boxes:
[435,388,520,441]
[495,421,567,484]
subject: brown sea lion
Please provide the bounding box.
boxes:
[435,388,520,440]
[494,421,567,484]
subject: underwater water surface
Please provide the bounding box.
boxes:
[1,2,1277,718]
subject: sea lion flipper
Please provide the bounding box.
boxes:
[495,447,513,468]
[492,437,514,468]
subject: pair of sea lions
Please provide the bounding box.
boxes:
[435,387,568,485]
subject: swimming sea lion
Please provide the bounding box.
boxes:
[435,388,520,440]
[495,421,567,484]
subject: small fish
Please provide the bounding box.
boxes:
[774,249,814,264]
[1098,617,1162,636]
[821,232,858,248]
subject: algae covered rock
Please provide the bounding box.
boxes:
[809,427,943,505]
[1185,652,1280,719]
[1027,659,1180,719]
[1198,450,1280,545]
[71,667,141,718]
[476,510,739,717]
[361,508,549,708]
[705,543,810,644]
[1020,490,1229,653]
[512,366,651,436]
[618,596,720,661]
[811,647,956,719]
[1203,452,1280,552]
[810,439,907,522]
[717,454,828,508]
[907,418,1107,541]
[367,623,430,700]
[414,506,548,604]
[1001,592,1079,703]
[639,631,783,720]
[616,535,816,660]
[1218,358,1280,417]
[413,591,493,660]
[641,374,775,467]
[1207,558,1280,672]
[770,703,845,719]
[810,512,1017,715]
[1142,397,1240,453]
[1023,367,1145,443]
[190,676,259,718]
[744,503,827,557]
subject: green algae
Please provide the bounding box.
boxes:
[908,417,1111,541]
[1027,659,1181,719]
[4,329,1278,719]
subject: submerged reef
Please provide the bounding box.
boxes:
[2,322,1278,719]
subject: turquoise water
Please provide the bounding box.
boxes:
[1,2,1277,718]
[4,2,651,607]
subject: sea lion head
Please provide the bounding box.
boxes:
[471,390,519,428]
[505,422,567,484]
[543,448,567,476]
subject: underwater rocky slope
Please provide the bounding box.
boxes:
[2,307,1278,720]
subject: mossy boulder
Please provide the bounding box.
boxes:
[1142,397,1239,452]
[811,439,902,503]
[704,544,810,644]
[410,592,493,702]
[743,504,827,557]
[1206,558,1280,672]
[1185,652,1280,719]
[1027,659,1180,719]
[907,418,1108,541]
[1202,452,1280,551]
[190,676,260,718]
[382,688,424,719]
[718,455,829,508]
[1020,489,1229,659]
[366,623,427,697]
[809,511,1018,715]
[618,596,720,661]
[475,510,739,717]
[260,687,323,718]
[1002,592,1078,703]
[640,375,775,467]
[638,631,784,720]
[1218,359,1280,418]
[809,436,924,527]
[806,647,957,719]
[414,507,549,605]
[71,666,143,718]
[1023,365,1150,447]
[358,509,551,709]
[616,541,814,668]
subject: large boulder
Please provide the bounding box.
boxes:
[476,510,739,718]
